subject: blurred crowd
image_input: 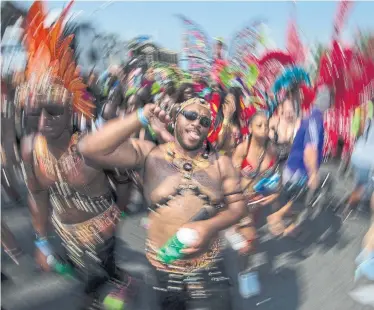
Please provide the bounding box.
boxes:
[1,1,374,310]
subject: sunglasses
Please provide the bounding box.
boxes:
[180,110,212,128]
[26,104,65,117]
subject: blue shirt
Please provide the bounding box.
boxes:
[285,109,325,180]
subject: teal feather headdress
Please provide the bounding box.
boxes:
[272,66,311,96]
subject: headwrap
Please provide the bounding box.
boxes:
[176,97,212,119]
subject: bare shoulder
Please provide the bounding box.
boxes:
[217,154,238,178]
[233,141,248,157]
[130,138,157,157]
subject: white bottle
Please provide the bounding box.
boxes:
[176,228,199,247]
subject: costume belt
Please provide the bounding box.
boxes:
[52,204,120,250]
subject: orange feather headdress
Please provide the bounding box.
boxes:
[18,0,94,119]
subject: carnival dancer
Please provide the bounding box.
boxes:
[175,82,196,103]
[267,86,331,236]
[78,97,246,309]
[19,1,133,306]
[269,94,301,161]
[209,87,246,156]
[232,112,280,254]
[268,65,312,162]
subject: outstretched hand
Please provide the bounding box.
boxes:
[144,104,174,143]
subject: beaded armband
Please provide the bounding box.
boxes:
[147,124,157,141]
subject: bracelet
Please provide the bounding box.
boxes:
[35,239,53,257]
[147,124,157,141]
[137,108,149,128]
[223,119,230,126]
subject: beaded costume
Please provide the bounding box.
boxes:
[143,98,234,308]
[19,1,123,273]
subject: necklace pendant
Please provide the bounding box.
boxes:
[183,162,193,172]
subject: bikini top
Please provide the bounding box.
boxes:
[241,157,276,174]
[240,144,280,198]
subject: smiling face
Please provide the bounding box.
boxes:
[250,113,269,141]
[175,103,211,151]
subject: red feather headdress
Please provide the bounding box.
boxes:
[17,0,94,119]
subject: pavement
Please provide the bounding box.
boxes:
[2,165,374,310]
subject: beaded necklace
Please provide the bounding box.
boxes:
[164,142,210,180]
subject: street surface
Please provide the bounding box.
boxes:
[2,167,373,310]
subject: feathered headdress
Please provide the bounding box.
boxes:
[18,0,94,119]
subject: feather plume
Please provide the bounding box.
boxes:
[21,0,95,118]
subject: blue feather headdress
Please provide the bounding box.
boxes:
[272,66,311,97]
[269,66,311,116]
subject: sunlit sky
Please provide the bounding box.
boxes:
[2,1,374,74]
[15,1,374,51]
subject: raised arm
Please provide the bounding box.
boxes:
[232,141,247,174]
[78,105,172,170]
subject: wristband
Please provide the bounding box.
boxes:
[223,119,230,126]
[147,125,157,141]
[137,108,149,127]
[35,239,53,257]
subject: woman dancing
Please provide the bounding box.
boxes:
[210,87,246,156]
[232,112,280,254]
